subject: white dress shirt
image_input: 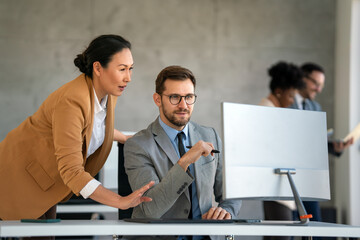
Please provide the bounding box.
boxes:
[294,92,305,110]
[80,88,108,199]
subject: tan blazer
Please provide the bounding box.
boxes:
[0,74,116,220]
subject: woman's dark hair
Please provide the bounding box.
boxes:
[155,66,196,94]
[74,34,131,78]
[268,61,304,93]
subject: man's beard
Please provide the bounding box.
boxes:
[163,107,191,127]
[306,90,317,100]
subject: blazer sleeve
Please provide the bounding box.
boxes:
[328,141,342,157]
[52,97,93,195]
[124,136,193,218]
[212,128,242,218]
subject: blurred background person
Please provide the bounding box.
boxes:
[260,61,304,108]
[289,63,353,238]
[290,62,353,156]
[259,61,304,240]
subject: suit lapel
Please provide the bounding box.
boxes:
[84,75,94,159]
[152,118,179,166]
[152,119,201,202]
[306,100,315,111]
[293,100,299,109]
[188,122,201,167]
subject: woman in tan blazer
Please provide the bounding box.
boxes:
[0,35,154,220]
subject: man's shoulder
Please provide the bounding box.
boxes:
[309,100,322,111]
[289,102,299,109]
[312,100,321,107]
[126,125,154,146]
[189,121,218,137]
[191,121,212,129]
[42,74,91,114]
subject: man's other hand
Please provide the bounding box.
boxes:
[202,207,231,220]
[333,137,354,153]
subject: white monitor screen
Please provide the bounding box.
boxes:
[222,102,330,201]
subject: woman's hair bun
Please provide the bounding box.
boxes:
[268,61,304,92]
[268,61,287,79]
[74,35,131,78]
[74,53,88,74]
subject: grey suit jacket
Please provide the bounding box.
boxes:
[124,117,241,219]
[289,99,322,111]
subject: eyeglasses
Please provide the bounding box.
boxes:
[162,94,197,105]
[306,76,323,88]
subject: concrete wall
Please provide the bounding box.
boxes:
[0,0,336,138]
[0,0,338,231]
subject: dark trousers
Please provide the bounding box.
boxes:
[302,201,322,240]
[263,201,292,240]
[22,205,57,240]
[303,201,322,222]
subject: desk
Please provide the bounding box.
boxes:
[1,220,360,238]
[57,204,117,213]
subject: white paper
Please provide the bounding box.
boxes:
[344,123,360,142]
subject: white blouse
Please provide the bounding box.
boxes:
[80,88,107,199]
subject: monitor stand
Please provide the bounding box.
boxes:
[256,168,312,225]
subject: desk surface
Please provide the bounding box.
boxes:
[57,204,118,213]
[1,220,360,238]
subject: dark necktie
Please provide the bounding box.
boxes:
[177,132,193,219]
[177,132,186,158]
[302,100,307,110]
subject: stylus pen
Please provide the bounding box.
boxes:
[186,146,220,153]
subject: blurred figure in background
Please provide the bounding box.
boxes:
[289,63,353,239]
[290,62,353,156]
[260,61,304,240]
[260,61,304,108]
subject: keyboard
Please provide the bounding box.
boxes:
[123,218,261,224]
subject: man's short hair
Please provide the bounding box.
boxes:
[301,63,325,76]
[155,66,196,94]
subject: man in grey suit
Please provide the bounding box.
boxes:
[289,63,352,234]
[290,62,353,156]
[124,66,241,229]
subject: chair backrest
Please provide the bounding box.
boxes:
[117,142,133,219]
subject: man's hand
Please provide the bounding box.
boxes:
[202,207,231,220]
[177,140,215,171]
[333,137,354,153]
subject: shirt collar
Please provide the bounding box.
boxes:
[295,92,305,109]
[158,117,189,142]
[93,88,108,114]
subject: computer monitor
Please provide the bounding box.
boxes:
[222,102,330,204]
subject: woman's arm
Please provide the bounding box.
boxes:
[114,129,133,144]
[89,181,154,210]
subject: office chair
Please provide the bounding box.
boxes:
[117,142,133,219]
